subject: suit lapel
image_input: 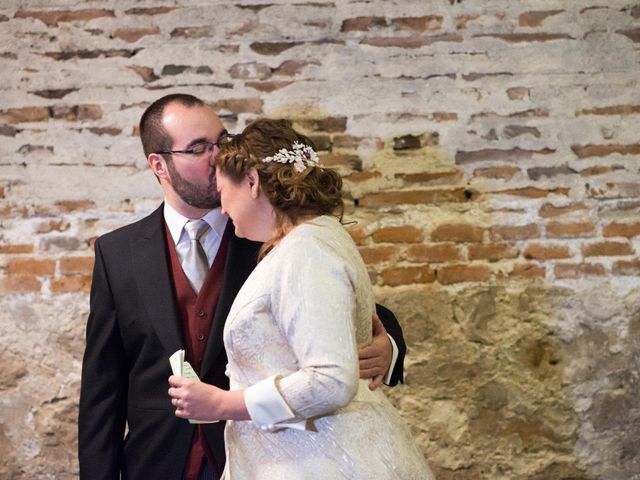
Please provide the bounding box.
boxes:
[131,204,183,356]
[200,232,261,379]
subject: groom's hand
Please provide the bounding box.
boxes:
[358,313,392,390]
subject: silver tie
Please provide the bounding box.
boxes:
[182,219,210,294]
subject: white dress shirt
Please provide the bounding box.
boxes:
[163,202,228,267]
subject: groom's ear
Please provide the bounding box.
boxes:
[246,168,260,198]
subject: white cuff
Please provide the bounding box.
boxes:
[244,374,307,432]
[383,334,399,385]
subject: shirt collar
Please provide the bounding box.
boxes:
[163,200,228,245]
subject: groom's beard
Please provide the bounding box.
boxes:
[165,159,221,209]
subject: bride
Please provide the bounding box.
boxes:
[168,118,434,479]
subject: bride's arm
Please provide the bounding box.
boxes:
[243,239,361,431]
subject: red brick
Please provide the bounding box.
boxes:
[456,147,536,164]
[60,256,94,275]
[341,16,387,32]
[78,104,103,120]
[212,98,264,114]
[35,219,71,234]
[432,112,458,121]
[475,33,573,42]
[527,166,576,180]
[345,171,382,182]
[437,264,491,284]
[360,33,463,48]
[250,42,302,55]
[577,105,640,116]
[391,16,443,32]
[360,188,477,207]
[431,224,484,243]
[555,263,605,279]
[473,166,520,180]
[491,224,540,241]
[14,8,115,27]
[296,117,348,133]
[44,49,139,61]
[6,258,55,276]
[0,244,33,254]
[618,28,640,43]
[31,88,77,99]
[468,243,519,261]
[372,226,423,243]
[546,222,595,238]
[50,104,103,121]
[503,125,541,138]
[613,260,640,275]
[582,241,634,257]
[395,170,463,185]
[246,81,294,92]
[380,266,435,286]
[0,107,49,123]
[603,222,640,238]
[524,243,571,260]
[55,200,96,212]
[170,26,213,38]
[580,165,624,176]
[507,87,529,100]
[124,7,177,15]
[128,65,159,82]
[407,244,461,263]
[112,26,160,43]
[88,127,122,136]
[518,10,564,27]
[50,275,92,293]
[539,202,587,218]
[511,263,546,279]
[229,62,272,80]
[571,143,640,158]
[495,187,569,198]
[0,274,42,293]
[347,227,368,246]
[321,153,362,170]
[358,246,398,264]
[273,60,317,76]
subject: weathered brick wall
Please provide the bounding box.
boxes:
[1,1,639,479]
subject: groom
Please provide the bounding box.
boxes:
[78,93,406,480]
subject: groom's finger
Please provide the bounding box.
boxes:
[368,374,384,390]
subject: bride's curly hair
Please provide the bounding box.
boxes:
[216,118,343,257]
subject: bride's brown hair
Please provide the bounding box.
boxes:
[216,119,343,258]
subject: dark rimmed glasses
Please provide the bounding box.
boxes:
[156,129,233,157]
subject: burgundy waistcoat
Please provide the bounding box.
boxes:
[165,222,231,480]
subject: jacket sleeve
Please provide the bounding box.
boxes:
[78,238,128,480]
[244,239,360,431]
[375,304,406,386]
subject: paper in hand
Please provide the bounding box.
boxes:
[169,349,218,424]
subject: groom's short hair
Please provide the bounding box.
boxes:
[139,93,205,158]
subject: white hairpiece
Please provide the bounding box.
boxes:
[262,142,321,172]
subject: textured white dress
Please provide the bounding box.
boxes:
[222,215,433,479]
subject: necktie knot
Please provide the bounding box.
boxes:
[185,219,210,242]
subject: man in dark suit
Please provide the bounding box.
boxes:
[78,94,406,480]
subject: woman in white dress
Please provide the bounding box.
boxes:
[168,119,434,479]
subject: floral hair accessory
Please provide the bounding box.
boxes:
[262,142,321,173]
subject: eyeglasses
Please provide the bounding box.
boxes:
[156,129,232,157]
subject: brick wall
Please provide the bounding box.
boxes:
[1,1,639,479]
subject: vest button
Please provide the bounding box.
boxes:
[196,310,205,317]
[197,334,205,341]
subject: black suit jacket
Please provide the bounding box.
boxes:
[78,204,405,479]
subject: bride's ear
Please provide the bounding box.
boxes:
[246,168,260,199]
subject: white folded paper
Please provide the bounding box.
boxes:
[169,349,218,424]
